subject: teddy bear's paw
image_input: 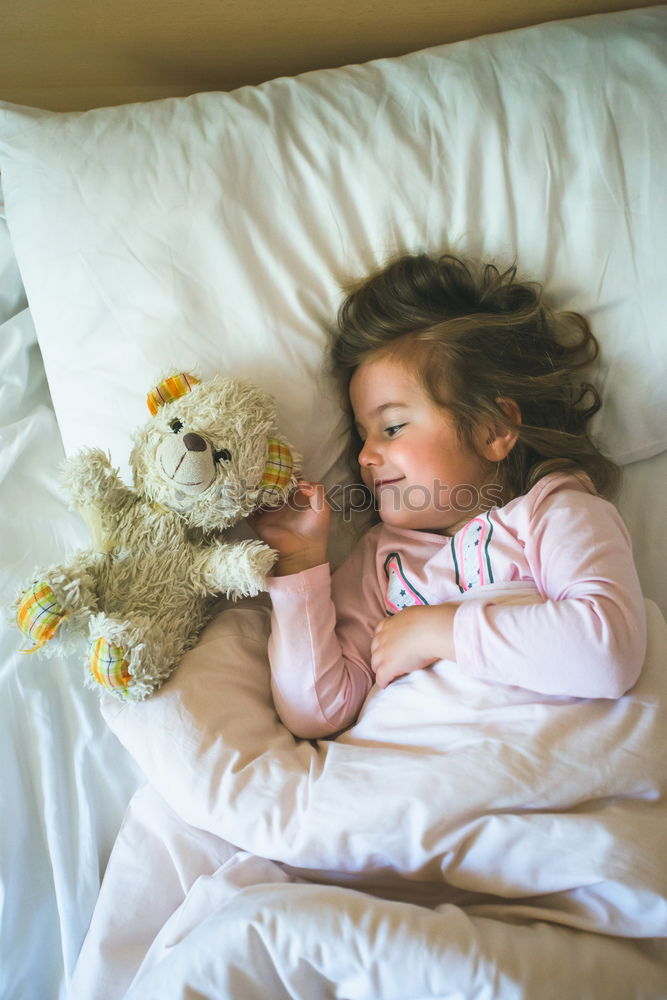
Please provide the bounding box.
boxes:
[62,448,127,509]
[230,539,278,596]
[201,539,278,598]
[16,581,66,650]
[62,447,109,485]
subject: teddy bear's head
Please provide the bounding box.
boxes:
[130,372,299,532]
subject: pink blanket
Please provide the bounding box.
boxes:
[72,591,667,997]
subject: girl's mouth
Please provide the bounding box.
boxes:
[374,477,405,488]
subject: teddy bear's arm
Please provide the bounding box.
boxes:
[62,448,133,513]
[201,539,278,598]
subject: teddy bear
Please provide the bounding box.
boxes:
[15,371,299,700]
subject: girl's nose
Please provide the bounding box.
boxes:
[358,438,379,467]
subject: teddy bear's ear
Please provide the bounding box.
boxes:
[146,373,201,416]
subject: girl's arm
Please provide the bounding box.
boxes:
[251,484,377,739]
[453,478,647,699]
[268,557,376,739]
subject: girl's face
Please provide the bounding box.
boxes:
[349,355,498,535]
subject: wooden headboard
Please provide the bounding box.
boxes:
[1,0,656,111]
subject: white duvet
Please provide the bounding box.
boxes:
[69,591,667,998]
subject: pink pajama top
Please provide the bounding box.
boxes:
[267,471,647,739]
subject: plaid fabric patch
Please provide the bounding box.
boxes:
[17,582,64,648]
[260,438,293,491]
[88,637,132,692]
[147,373,200,416]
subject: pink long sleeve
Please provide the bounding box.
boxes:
[453,478,647,698]
[268,472,647,736]
[267,536,381,739]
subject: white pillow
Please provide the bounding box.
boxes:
[0,6,665,509]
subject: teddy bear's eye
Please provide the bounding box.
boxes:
[214,448,232,463]
[170,419,184,433]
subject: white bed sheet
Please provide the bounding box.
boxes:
[0,210,143,1000]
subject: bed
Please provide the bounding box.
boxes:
[1,5,666,999]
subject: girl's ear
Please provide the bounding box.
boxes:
[478,397,521,461]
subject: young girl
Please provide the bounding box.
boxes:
[251,253,647,740]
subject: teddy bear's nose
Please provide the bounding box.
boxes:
[183,433,207,452]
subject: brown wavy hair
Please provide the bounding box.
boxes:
[331,252,620,502]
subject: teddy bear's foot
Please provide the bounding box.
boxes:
[85,613,175,700]
[15,560,99,655]
[16,581,67,650]
[87,636,133,695]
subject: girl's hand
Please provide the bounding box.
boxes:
[248,481,330,576]
[370,603,460,689]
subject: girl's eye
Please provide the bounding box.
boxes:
[214,448,232,463]
[385,424,406,437]
[170,419,183,433]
